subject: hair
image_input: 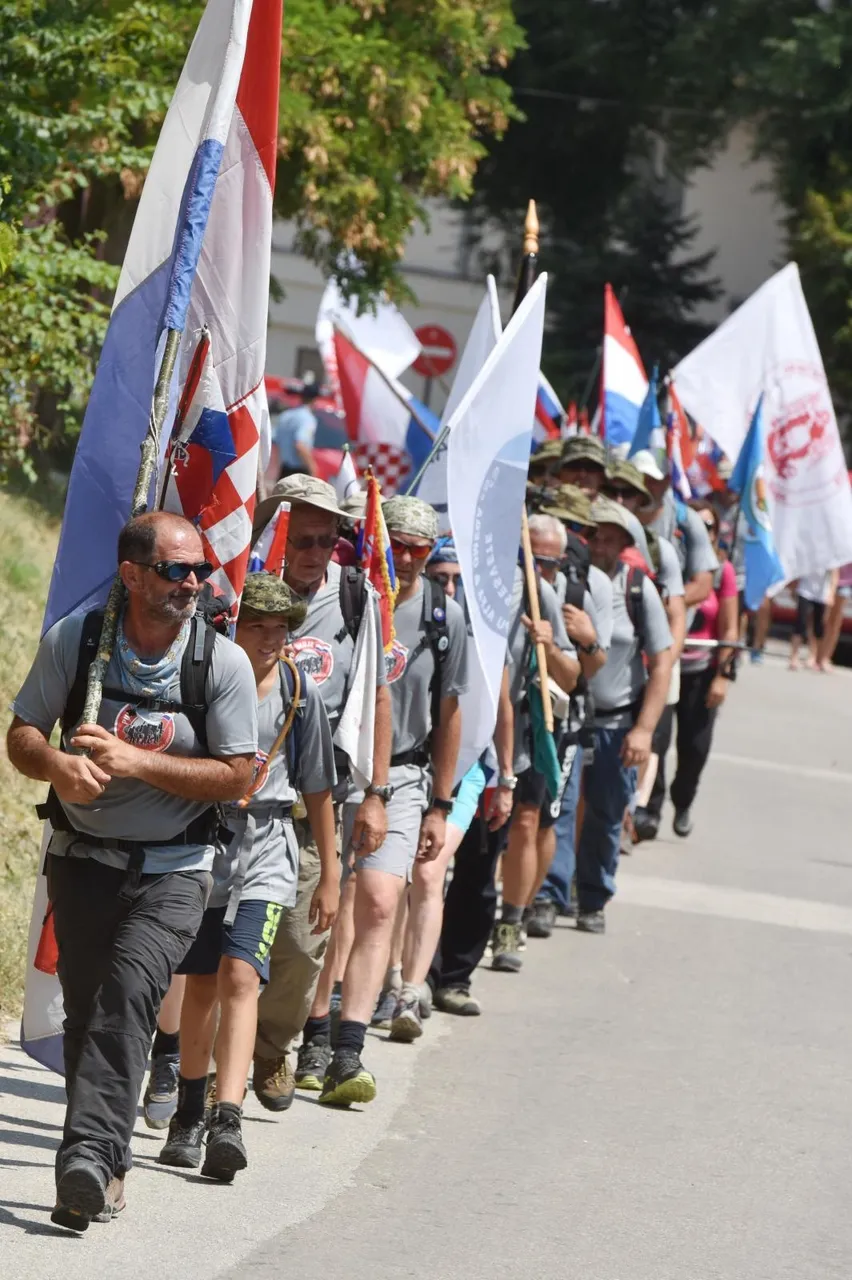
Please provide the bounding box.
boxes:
[690,499,719,536]
[117,511,197,565]
[527,512,567,553]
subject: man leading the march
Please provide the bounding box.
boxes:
[7,511,258,1230]
[252,475,392,1111]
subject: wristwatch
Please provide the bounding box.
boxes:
[497,774,518,790]
[429,796,454,815]
[366,783,394,804]
[577,641,601,657]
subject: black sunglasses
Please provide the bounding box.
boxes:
[133,559,214,583]
[534,554,563,570]
[287,533,338,551]
[430,570,462,589]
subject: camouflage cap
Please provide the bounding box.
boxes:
[382,495,438,543]
[254,474,344,532]
[528,439,563,471]
[240,572,308,626]
[540,482,597,529]
[560,435,607,469]
[590,496,635,544]
[606,458,653,507]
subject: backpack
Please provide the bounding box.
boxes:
[421,576,450,733]
[560,531,590,610]
[335,566,369,645]
[623,564,647,656]
[644,528,662,579]
[278,655,303,787]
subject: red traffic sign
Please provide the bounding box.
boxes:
[413,324,457,378]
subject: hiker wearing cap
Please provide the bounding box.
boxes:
[269,374,321,480]
[303,496,468,1103]
[251,475,392,1112]
[7,511,258,1230]
[557,435,608,496]
[630,449,716,842]
[577,498,673,933]
[527,438,563,490]
[158,573,338,1181]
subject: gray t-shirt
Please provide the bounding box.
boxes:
[651,491,718,580]
[506,566,577,774]
[553,564,614,651]
[656,534,685,601]
[385,580,468,756]
[590,563,672,729]
[13,612,258,874]
[289,560,387,735]
[211,668,336,909]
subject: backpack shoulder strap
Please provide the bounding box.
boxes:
[179,614,216,750]
[277,654,303,784]
[644,528,662,578]
[62,610,106,732]
[422,576,449,733]
[624,566,646,653]
[336,566,367,644]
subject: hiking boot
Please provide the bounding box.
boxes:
[159,1115,206,1168]
[201,1106,248,1183]
[319,1050,377,1108]
[371,986,398,1029]
[576,910,606,935]
[52,1157,107,1231]
[93,1175,126,1223]
[673,808,693,838]
[632,808,659,843]
[518,913,528,951]
[252,1054,295,1112]
[143,1050,180,1130]
[526,899,557,939]
[491,921,523,972]
[295,1039,332,1091]
[419,983,433,1020]
[434,986,481,1017]
[389,987,423,1043]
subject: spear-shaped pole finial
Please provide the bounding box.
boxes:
[523,198,540,257]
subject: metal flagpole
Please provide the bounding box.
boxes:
[80,328,183,726]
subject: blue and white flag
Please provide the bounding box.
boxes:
[629,365,665,462]
[729,395,786,609]
[448,276,547,783]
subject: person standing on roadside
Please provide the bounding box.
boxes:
[577,498,673,933]
[250,475,392,1113]
[158,573,338,1181]
[7,512,257,1231]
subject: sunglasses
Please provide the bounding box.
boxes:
[701,519,717,533]
[430,570,462,589]
[602,485,636,501]
[133,559,214,583]
[287,533,337,551]
[534,554,563,570]
[390,538,433,561]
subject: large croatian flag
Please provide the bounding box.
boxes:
[24,0,282,1074]
[333,327,437,485]
[601,283,648,448]
[43,0,281,633]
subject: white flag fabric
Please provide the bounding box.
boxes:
[448,276,547,783]
[674,263,852,581]
[333,447,361,503]
[333,584,380,789]
[316,277,421,387]
[417,275,502,532]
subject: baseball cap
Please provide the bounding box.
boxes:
[630,449,666,482]
[254,474,345,532]
[590,496,636,544]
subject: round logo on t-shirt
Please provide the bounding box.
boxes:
[244,749,270,801]
[385,638,409,684]
[114,706,175,752]
[290,636,334,685]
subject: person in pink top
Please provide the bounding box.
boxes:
[668,501,738,837]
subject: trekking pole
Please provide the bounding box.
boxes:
[80,329,183,726]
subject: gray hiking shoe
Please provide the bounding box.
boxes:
[389,987,423,1042]
[527,899,557,939]
[491,921,523,972]
[419,983,433,1020]
[576,910,606,935]
[433,986,481,1016]
[143,1051,180,1130]
[295,1039,332,1091]
[372,986,398,1029]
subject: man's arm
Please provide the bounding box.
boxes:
[350,683,391,854]
[522,616,581,694]
[295,439,317,476]
[665,593,687,659]
[7,719,111,804]
[370,683,391,787]
[486,666,515,831]
[302,788,340,934]
[417,694,461,862]
[622,648,673,767]
[562,605,607,677]
[68,723,253,801]
[684,570,713,609]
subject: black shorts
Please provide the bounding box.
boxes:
[177,900,284,983]
[514,767,559,830]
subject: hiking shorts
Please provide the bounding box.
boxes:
[342,762,429,882]
[178,899,284,983]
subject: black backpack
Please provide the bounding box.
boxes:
[624,565,647,655]
[334,566,369,645]
[422,576,450,732]
[560,531,591,610]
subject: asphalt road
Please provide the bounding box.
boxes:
[3,644,852,1279]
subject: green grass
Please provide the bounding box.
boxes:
[0,488,60,1022]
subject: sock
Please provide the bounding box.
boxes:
[335,1019,367,1056]
[501,903,523,925]
[387,964,403,993]
[303,1014,331,1045]
[176,1074,207,1125]
[152,1027,180,1058]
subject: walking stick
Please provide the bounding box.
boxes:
[513,200,554,733]
[80,328,183,727]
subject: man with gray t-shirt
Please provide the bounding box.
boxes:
[304,496,468,1107]
[7,512,257,1231]
[251,474,392,1113]
[577,498,673,933]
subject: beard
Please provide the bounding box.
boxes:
[153,591,198,622]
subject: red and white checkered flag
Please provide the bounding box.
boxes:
[353,442,410,497]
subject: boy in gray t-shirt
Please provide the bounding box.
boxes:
[160,573,338,1183]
